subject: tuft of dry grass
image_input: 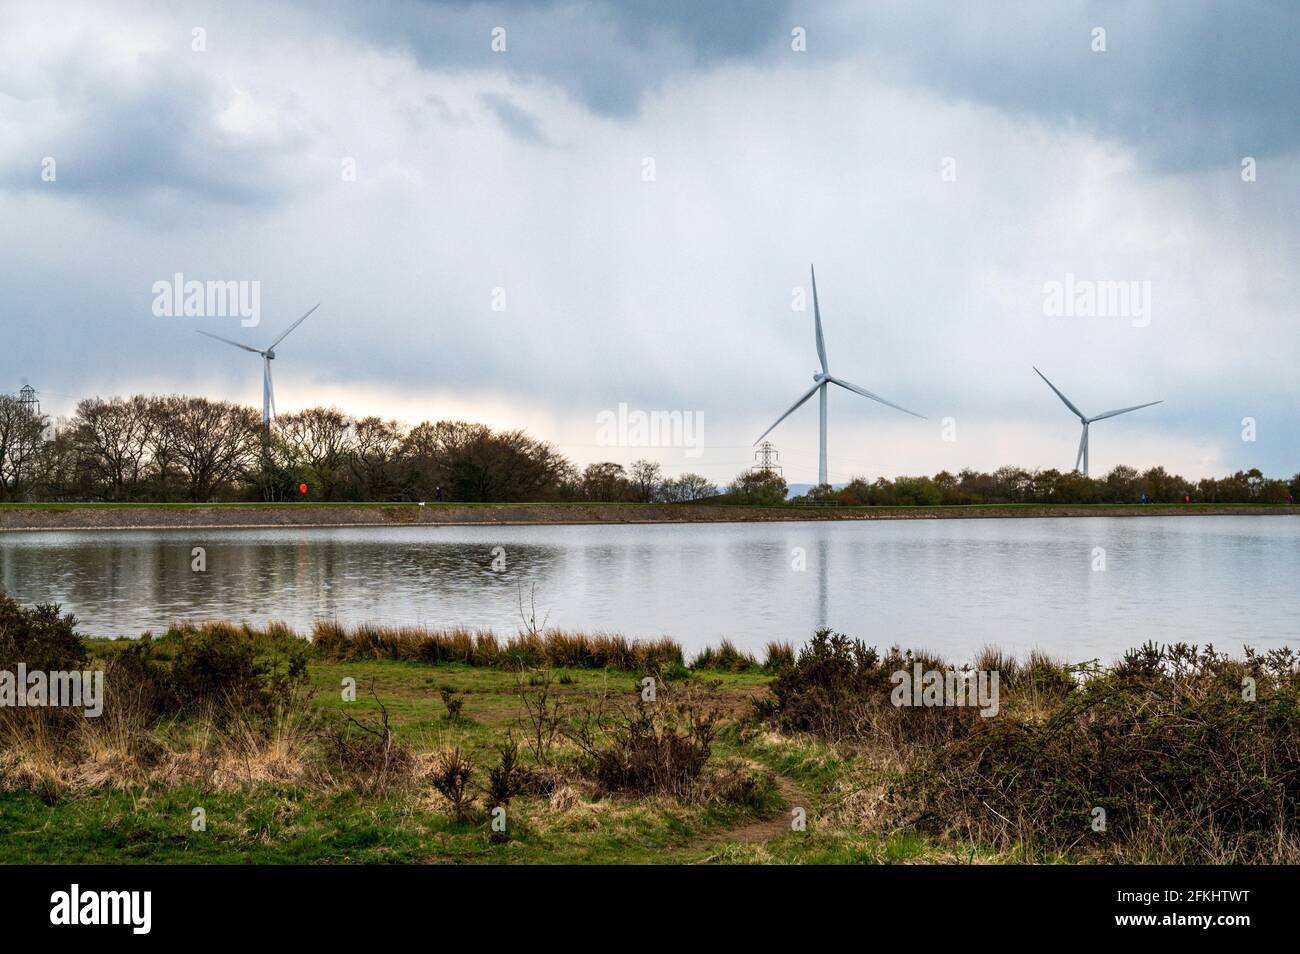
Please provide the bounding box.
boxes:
[311,619,684,671]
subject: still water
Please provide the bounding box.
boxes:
[1,517,1297,662]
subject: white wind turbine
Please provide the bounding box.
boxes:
[196,304,320,426]
[197,302,319,460]
[755,266,924,487]
[1034,367,1161,477]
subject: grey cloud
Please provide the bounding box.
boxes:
[481,92,546,143]
[306,0,792,117]
[305,0,1300,164]
[0,45,311,219]
[828,0,1300,170]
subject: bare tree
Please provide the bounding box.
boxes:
[659,472,716,502]
[274,407,355,500]
[171,397,261,501]
[628,458,662,503]
[0,395,48,500]
[70,396,152,500]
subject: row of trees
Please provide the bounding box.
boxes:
[798,465,1299,506]
[1,392,1294,506]
[0,393,720,504]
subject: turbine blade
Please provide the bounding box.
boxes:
[268,303,320,350]
[754,381,822,444]
[196,330,261,354]
[828,376,926,419]
[811,265,828,375]
[1088,400,1162,422]
[1075,425,1087,471]
[1033,367,1085,419]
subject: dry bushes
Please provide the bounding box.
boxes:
[756,629,985,746]
[564,679,725,798]
[898,643,1300,861]
[759,630,1300,863]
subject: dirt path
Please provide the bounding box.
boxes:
[676,770,814,862]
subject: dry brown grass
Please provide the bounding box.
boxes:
[311,619,685,671]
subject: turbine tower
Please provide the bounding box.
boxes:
[196,303,320,459]
[1033,367,1161,477]
[755,266,924,487]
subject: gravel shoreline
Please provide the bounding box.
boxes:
[2,502,1295,532]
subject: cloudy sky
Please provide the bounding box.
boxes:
[2,0,1297,483]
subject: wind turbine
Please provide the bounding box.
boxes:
[196,303,320,458]
[1033,367,1161,477]
[755,266,924,487]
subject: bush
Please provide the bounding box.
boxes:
[431,747,475,821]
[0,594,89,744]
[164,622,310,722]
[439,686,464,720]
[758,630,1008,745]
[487,739,521,807]
[566,681,722,798]
[0,593,86,672]
[323,691,411,792]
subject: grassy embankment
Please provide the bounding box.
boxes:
[1,499,1295,533]
[2,602,1297,864]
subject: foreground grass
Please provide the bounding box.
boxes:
[6,616,1295,864]
[0,650,1089,865]
[0,657,788,865]
[0,647,961,865]
[0,782,777,865]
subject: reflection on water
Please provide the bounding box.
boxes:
[1,517,1297,662]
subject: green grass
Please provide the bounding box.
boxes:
[12,631,1295,864]
[0,653,789,865]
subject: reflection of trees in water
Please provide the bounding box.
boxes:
[0,534,569,636]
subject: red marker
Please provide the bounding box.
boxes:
[299,483,308,495]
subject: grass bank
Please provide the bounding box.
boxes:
[1,598,1296,864]
[1,500,1295,532]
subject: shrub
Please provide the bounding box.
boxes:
[566,680,722,798]
[0,593,86,672]
[843,640,1300,862]
[487,739,520,808]
[431,747,475,821]
[164,622,310,723]
[439,686,464,720]
[758,630,998,744]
